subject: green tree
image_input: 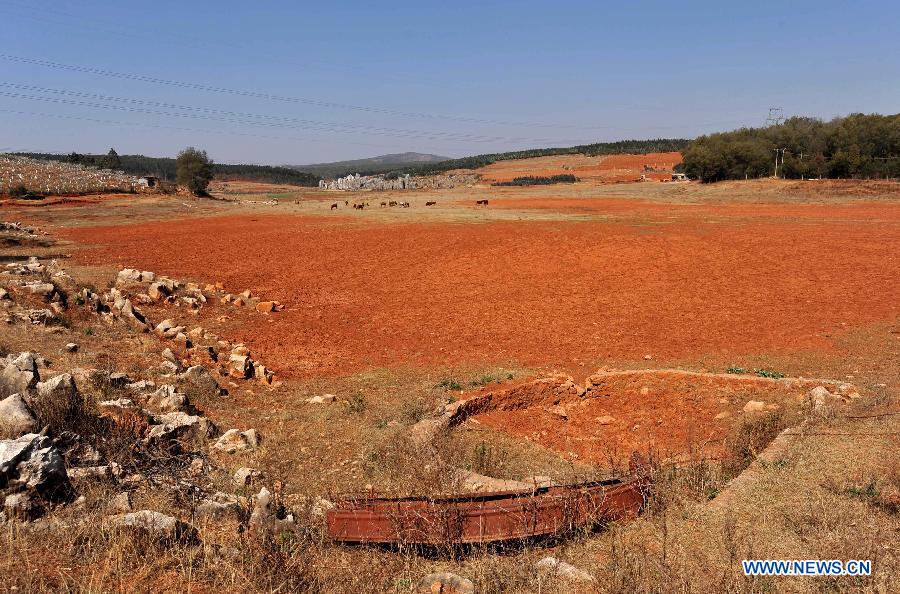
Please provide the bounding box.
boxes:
[99,148,121,170]
[176,147,214,195]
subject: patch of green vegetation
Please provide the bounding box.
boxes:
[346,391,367,414]
[846,481,878,499]
[492,174,578,186]
[470,373,503,388]
[84,327,94,336]
[726,366,749,374]
[436,378,462,391]
[754,368,785,379]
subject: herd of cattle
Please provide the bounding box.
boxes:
[329,199,489,210]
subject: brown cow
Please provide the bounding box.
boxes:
[425,201,436,206]
[476,199,489,206]
[331,203,338,210]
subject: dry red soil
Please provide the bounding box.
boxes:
[477,151,682,182]
[61,200,900,379]
[467,372,822,464]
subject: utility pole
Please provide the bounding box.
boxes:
[773,148,786,178]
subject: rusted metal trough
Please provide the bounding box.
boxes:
[326,475,644,545]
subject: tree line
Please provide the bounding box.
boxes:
[13,150,321,187]
[493,174,578,186]
[682,113,900,182]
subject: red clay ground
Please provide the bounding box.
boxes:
[468,372,821,464]
[60,200,900,379]
[476,151,683,182]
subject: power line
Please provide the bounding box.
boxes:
[0,0,458,93]
[0,82,595,145]
[0,53,625,132]
[766,107,784,127]
[0,89,607,145]
[0,53,758,136]
[0,107,404,152]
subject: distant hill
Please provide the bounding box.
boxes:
[291,152,450,178]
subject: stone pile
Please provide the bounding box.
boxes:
[0,348,265,538]
[320,173,412,191]
[0,155,137,195]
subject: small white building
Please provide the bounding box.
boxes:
[137,176,159,190]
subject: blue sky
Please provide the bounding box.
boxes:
[1,0,898,164]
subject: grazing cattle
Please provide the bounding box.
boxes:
[400,201,410,208]
[389,201,398,207]
[345,200,349,206]
[476,199,489,206]
[330,203,338,210]
[380,201,387,207]
[353,203,365,210]
[425,201,436,206]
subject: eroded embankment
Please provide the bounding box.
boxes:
[432,370,859,465]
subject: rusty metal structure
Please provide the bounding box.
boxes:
[326,475,644,545]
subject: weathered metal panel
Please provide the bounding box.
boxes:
[326,476,644,544]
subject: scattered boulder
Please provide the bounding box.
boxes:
[213,428,259,454]
[65,343,79,353]
[535,557,595,583]
[67,465,112,481]
[595,415,615,425]
[1,352,40,397]
[24,281,55,297]
[109,491,133,513]
[233,467,261,487]
[107,510,199,545]
[0,432,72,502]
[742,400,768,413]
[416,572,474,594]
[545,405,568,420]
[155,319,176,336]
[120,299,150,332]
[116,269,142,284]
[34,373,78,405]
[305,394,336,405]
[146,385,188,413]
[0,394,39,436]
[4,491,40,520]
[161,348,177,363]
[177,366,222,396]
[147,412,216,443]
[229,354,253,379]
[195,492,241,520]
[255,301,281,314]
[148,282,171,301]
[808,386,832,413]
[248,486,273,537]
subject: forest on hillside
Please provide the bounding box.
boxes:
[13,152,322,187]
[681,113,900,182]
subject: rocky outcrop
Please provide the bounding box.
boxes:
[1,352,40,397]
[0,432,73,517]
[108,510,199,545]
[213,428,259,454]
[416,572,475,594]
[0,394,39,436]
